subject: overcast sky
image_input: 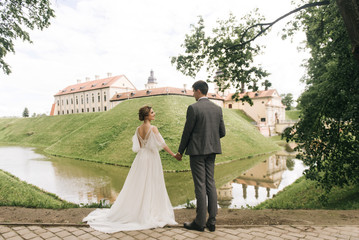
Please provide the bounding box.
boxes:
[0,0,308,117]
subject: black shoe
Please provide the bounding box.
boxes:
[206,222,216,232]
[184,221,204,232]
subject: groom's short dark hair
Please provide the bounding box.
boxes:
[192,80,208,95]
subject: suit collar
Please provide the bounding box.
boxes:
[198,97,208,101]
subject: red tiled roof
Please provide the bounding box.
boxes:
[54,75,135,96]
[110,87,224,101]
[225,89,278,101]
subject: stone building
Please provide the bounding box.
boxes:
[50,74,136,116]
[223,89,286,136]
[50,70,287,136]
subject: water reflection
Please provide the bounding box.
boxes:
[0,146,128,204]
[0,146,305,208]
[216,152,306,208]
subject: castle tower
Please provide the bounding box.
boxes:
[145,70,158,89]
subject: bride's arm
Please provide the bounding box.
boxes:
[152,126,176,158]
[163,145,176,157]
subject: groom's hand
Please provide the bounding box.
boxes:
[175,152,182,161]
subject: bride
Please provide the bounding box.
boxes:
[83,105,178,233]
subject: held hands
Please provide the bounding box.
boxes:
[174,152,182,161]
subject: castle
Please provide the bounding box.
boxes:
[51,71,286,136]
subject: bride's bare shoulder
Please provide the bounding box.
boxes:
[151,125,159,134]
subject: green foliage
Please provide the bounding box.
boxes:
[185,199,196,209]
[171,11,270,101]
[280,93,294,110]
[284,0,359,192]
[255,177,359,210]
[0,169,76,208]
[22,107,29,118]
[0,0,55,74]
[0,95,279,171]
[261,79,272,90]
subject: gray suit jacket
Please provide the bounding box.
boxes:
[178,98,226,156]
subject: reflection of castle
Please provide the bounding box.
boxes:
[216,182,233,208]
[217,154,288,207]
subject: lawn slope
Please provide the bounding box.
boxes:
[0,95,280,171]
[0,169,76,208]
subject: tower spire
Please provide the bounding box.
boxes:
[146,69,158,89]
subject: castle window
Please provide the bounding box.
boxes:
[117,94,122,98]
[93,107,95,112]
[71,98,73,104]
[146,90,152,95]
[81,95,84,104]
[229,104,232,109]
[77,109,79,113]
[80,86,85,89]
[70,88,75,91]
[87,108,89,112]
[82,108,84,113]
[71,110,73,114]
[92,94,94,103]
[98,93,100,102]
[98,107,100,112]
[57,100,59,106]
[86,94,89,104]
[131,92,135,96]
[102,82,107,86]
[58,111,60,115]
[76,96,78,105]
[104,106,107,111]
[261,118,266,122]
[91,84,96,87]
[104,93,107,102]
[66,110,69,114]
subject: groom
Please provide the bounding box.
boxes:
[175,80,226,232]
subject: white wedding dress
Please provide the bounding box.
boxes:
[83,126,177,233]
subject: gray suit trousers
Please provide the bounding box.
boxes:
[190,154,218,227]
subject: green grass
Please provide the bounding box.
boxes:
[0,95,280,171]
[0,169,77,208]
[285,110,301,120]
[255,176,359,209]
[0,113,100,147]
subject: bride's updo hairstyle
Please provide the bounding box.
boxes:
[138,105,152,121]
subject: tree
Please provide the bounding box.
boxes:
[0,0,55,75]
[283,0,359,192]
[336,0,359,64]
[22,107,29,117]
[262,79,272,90]
[171,12,270,104]
[281,93,294,110]
[171,0,359,192]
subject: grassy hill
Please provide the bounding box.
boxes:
[286,110,301,120]
[0,169,76,208]
[0,95,279,171]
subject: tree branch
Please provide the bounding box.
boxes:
[229,1,330,50]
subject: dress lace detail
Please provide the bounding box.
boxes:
[83,126,177,233]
